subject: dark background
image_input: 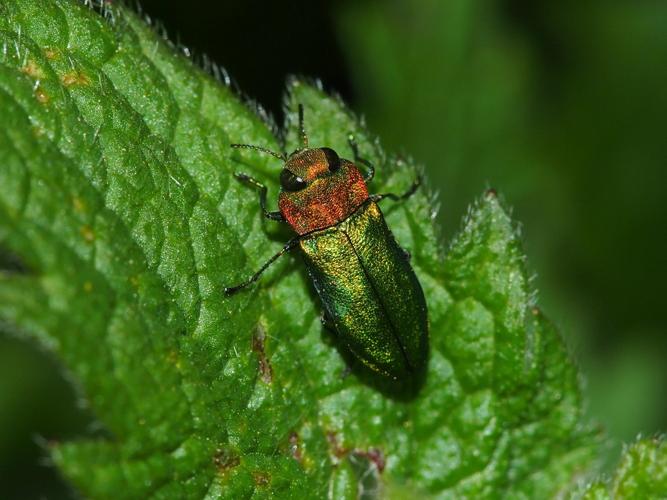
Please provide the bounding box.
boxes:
[2,1,666,497]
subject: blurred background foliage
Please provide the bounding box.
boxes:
[1,0,665,497]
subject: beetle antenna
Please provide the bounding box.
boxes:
[231,143,287,161]
[298,104,308,148]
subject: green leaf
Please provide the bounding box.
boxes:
[577,438,667,499]
[0,0,602,497]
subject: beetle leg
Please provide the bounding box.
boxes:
[224,236,300,295]
[234,172,285,221]
[348,134,375,183]
[230,143,286,161]
[319,310,337,334]
[370,175,421,204]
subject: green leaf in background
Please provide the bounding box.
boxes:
[337,0,536,238]
[0,0,661,498]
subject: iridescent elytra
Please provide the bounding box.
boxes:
[225,105,428,379]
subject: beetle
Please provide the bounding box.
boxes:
[225,105,428,379]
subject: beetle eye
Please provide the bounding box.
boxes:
[280,169,308,192]
[321,147,341,172]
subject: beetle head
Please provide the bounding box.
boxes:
[280,147,345,192]
[231,105,370,234]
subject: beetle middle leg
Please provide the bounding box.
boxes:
[348,134,375,183]
[224,236,300,295]
[370,175,421,204]
[234,172,285,221]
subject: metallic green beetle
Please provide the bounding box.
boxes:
[225,106,428,379]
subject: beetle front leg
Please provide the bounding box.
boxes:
[224,236,301,296]
[370,175,421,204]
[348,134,375,183]
[234,172,285,221]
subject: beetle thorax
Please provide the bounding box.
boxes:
[278,149,369,235]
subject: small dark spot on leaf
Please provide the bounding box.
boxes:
[327,431,386,474]
[289,431,302,462]
[355,447,386,474]
[166,350,182,368]
[44,47,59,60]
[80,225,95,243]
[326,431,349,459]
[252,326,273,384]
[213,448,240,474]
[21,59,45,79]
[31,125,45,137]
[35,88,49,104]
[61,71,91,87]
[252,471,270,487]
[485,188,498,198]
[72,197,86,213]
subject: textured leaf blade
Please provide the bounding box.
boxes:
[578,437,667,499]
[0,1,600,498]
